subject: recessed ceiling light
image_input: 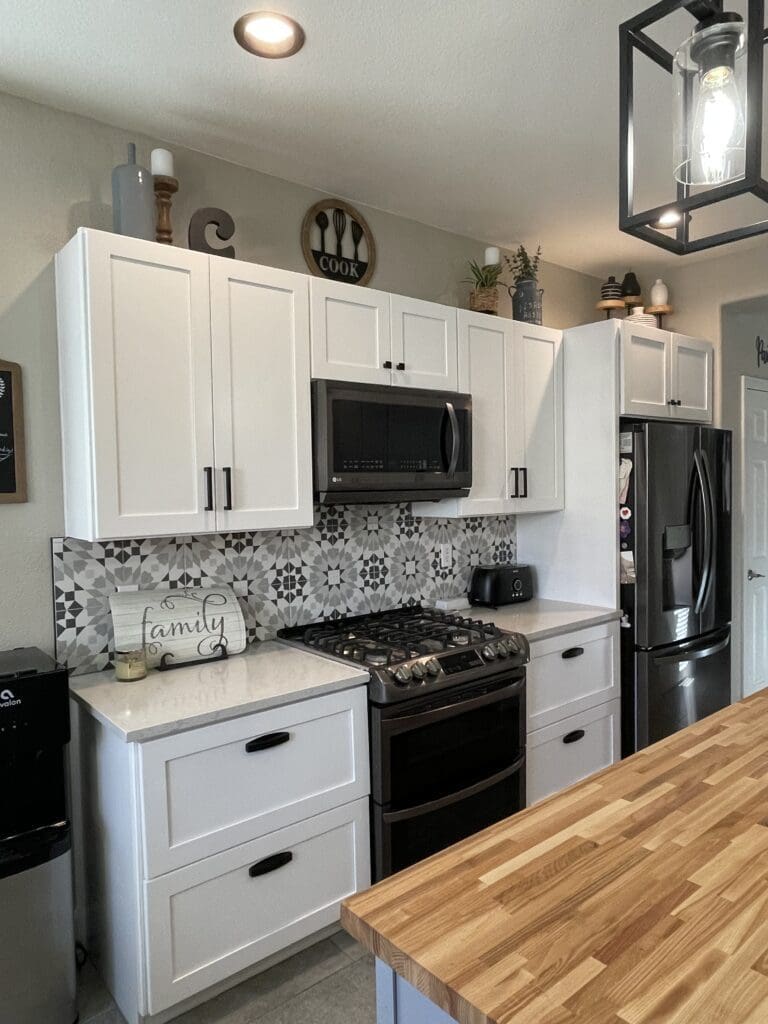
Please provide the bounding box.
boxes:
[234,11,305,58]
[654,209,682,229]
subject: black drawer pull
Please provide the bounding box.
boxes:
[396,361,406,371]
[383,360,393,369]
[562,647,585,659]
[245,731,290,753]
[249,851,293,878]
[563,729,586,744]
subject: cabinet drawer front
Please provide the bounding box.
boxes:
[527,623,619,730]
[144,798,370,1014]
[527,700,620,805]
[140,687,369,877]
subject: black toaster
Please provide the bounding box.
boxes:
[467,564,534,608]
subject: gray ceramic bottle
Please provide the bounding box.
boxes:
[112,143,155,240]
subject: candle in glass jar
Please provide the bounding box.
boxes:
[115,649,147,682]
[484,246,501,266]
[150,148,175,177]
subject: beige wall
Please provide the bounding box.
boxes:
[0,90,599,655]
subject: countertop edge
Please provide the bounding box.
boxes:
[523,608,620,643]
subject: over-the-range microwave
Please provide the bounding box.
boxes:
[312,380,472,504]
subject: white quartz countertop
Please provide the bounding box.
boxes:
[69,642,369,743]
[455,598,620,642]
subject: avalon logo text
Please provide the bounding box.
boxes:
[0,688,20,708]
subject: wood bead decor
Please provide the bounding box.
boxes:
[153,175,179,245]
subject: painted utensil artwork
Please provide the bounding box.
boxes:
[110,586,246,670]
[333,207,347,258]
[315,210,329,253]
[350,219,363,261]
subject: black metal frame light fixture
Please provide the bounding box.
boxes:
[620,0,767,254]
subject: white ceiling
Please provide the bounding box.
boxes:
[0,0,762,276]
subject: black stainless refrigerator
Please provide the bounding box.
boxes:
[619,420,732,756]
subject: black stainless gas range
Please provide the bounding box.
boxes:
[278,607,529,880]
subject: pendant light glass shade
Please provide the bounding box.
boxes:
[673,17,747,186]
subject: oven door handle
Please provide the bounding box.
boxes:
[383,754,526,824]
[382,675,525,736]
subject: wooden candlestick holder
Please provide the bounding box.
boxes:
[153,175,179,245]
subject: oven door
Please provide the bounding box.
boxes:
[370,673,526,879]
[313,379,472,502]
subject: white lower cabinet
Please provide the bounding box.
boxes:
[526,622,621,805]
[144,798,370,1015]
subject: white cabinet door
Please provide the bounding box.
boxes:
[527,699,621,805]
[62,229,215,539]
[508,324,564,513]
[621,323,672,418]
[310,278,392,384]
[671,334,713,422]
[210,260,313,532]
[390,295,458,390]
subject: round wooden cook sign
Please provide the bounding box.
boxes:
[301,199,376,287]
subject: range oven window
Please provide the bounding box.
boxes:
[382,685,523,810]
[331,398,469,475]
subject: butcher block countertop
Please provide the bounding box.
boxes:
[342,691,768,1024]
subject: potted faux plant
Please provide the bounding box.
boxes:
[464,258,503,315]
[505,244,543,324]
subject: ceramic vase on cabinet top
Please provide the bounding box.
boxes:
[112,143,155,241]
[649,279,669,306]
[510,279,543,325]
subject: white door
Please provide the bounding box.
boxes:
[455,311,514,515]
[310,279,392,384]
[671,334,713,422]
[508,324,564,513]
[210,260,313,532]
[83,231,215,538]
[621,323,672,418]
[390,295,458,390]
[743,381,768,696]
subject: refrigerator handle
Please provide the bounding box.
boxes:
[653,629,730,665]
[700,448,716,610]
[693,450,712,615]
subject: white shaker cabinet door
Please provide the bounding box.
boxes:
[390,295,458,390]
[310,278,392,384]
[508,323,564,513]
[210,260,313,532]
[620,323,672,418]
[671,334,713,423]
[58,229,215,540]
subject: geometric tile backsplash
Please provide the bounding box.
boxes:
[52,503,516,675]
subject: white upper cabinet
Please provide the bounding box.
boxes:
[390,295,458,390]
[56,230,314,541]
[210,260,313,532]
[671,333,713,422]
[309,278,392,385]
[509,324,564,513]
[620,323,712,422]
[56,229,216,541]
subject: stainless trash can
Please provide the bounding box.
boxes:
[0,648,77,1024]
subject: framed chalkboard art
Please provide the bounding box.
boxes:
[0,360,27,503]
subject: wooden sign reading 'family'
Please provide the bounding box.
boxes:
[0,360,27,504]
[301,199,376,287]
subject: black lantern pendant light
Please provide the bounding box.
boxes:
[620,0,767,254]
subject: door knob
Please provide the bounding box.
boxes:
[748,569,766,580]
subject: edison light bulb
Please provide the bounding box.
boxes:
[691,65,746,184]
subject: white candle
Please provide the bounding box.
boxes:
[151,148,175,177]
[484,246,501,266]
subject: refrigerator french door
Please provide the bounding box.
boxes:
[620,420,732,755]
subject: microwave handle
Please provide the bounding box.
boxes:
[446,402,460,476]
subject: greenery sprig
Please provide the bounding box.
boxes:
[504,244,542,284]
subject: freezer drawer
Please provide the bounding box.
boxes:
[634,628,731,750]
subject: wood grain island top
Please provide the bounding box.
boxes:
[342,691,768,1024]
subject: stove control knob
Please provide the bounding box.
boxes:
[482,644,497,660]
[504,638,519,654]
[411,662,426,680]
[393,666,413,686]
[496,643,509,658]
[426,659,441,676]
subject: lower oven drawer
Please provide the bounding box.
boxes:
[144,798,370,1015]
[373,757,524,880]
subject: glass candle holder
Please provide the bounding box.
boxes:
[114,648,147,682]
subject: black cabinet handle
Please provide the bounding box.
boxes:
[510,467,520,498]
[245,731,290,753]
[249,851,293,878]
[203,466,214,511]
[383,360,393,369]
[561,647,585,659]
[223,467,233,511]
[396,362,406,371]
[520,467,529,498]
[563,729,586,744]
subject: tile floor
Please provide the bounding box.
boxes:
[78,932,375,1024]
